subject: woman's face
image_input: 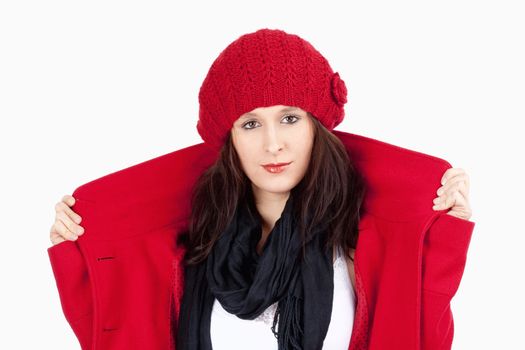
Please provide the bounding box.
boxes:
[230,105,315,195]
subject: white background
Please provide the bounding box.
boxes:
[1,0,523,349]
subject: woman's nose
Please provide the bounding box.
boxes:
[264,126,283,153]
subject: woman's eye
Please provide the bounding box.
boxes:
[283,114,299,123]
[243,121,258,129]
[242,115,299,130]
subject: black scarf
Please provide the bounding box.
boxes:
[176,189,334,349]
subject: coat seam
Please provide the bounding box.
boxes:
[416,211,445,350]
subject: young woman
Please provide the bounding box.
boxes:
[49,28,474,350]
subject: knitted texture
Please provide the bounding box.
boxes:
[197,28,348,152]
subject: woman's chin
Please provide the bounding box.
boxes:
[254,180,299,195]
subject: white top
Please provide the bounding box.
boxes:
[210,246,356,349]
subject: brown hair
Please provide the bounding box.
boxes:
[178,113,366,266]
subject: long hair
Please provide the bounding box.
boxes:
[178,113,366,266]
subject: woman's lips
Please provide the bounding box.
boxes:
[262,162,292,174]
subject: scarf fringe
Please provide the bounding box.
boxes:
[271,295,303,350]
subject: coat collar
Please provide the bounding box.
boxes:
[72,130,452,240]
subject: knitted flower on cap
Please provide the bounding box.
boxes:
[197,28,348,152]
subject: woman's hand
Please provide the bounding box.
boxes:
[49,194,84,246]
[432,168,472,221]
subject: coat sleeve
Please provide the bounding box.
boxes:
[47,240,93,350]
[420,212,475,349]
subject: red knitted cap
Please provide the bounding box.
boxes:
[196,28,348,152]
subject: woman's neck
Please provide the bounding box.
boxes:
[251,187,291,255]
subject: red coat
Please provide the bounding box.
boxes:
[47,130,475,349]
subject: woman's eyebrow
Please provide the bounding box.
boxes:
[242,107,300,118]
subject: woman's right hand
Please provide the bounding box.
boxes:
[49,194,84,246]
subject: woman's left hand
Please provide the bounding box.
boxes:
[432,167,472,221]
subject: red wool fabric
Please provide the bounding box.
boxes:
[47,130,475,349]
